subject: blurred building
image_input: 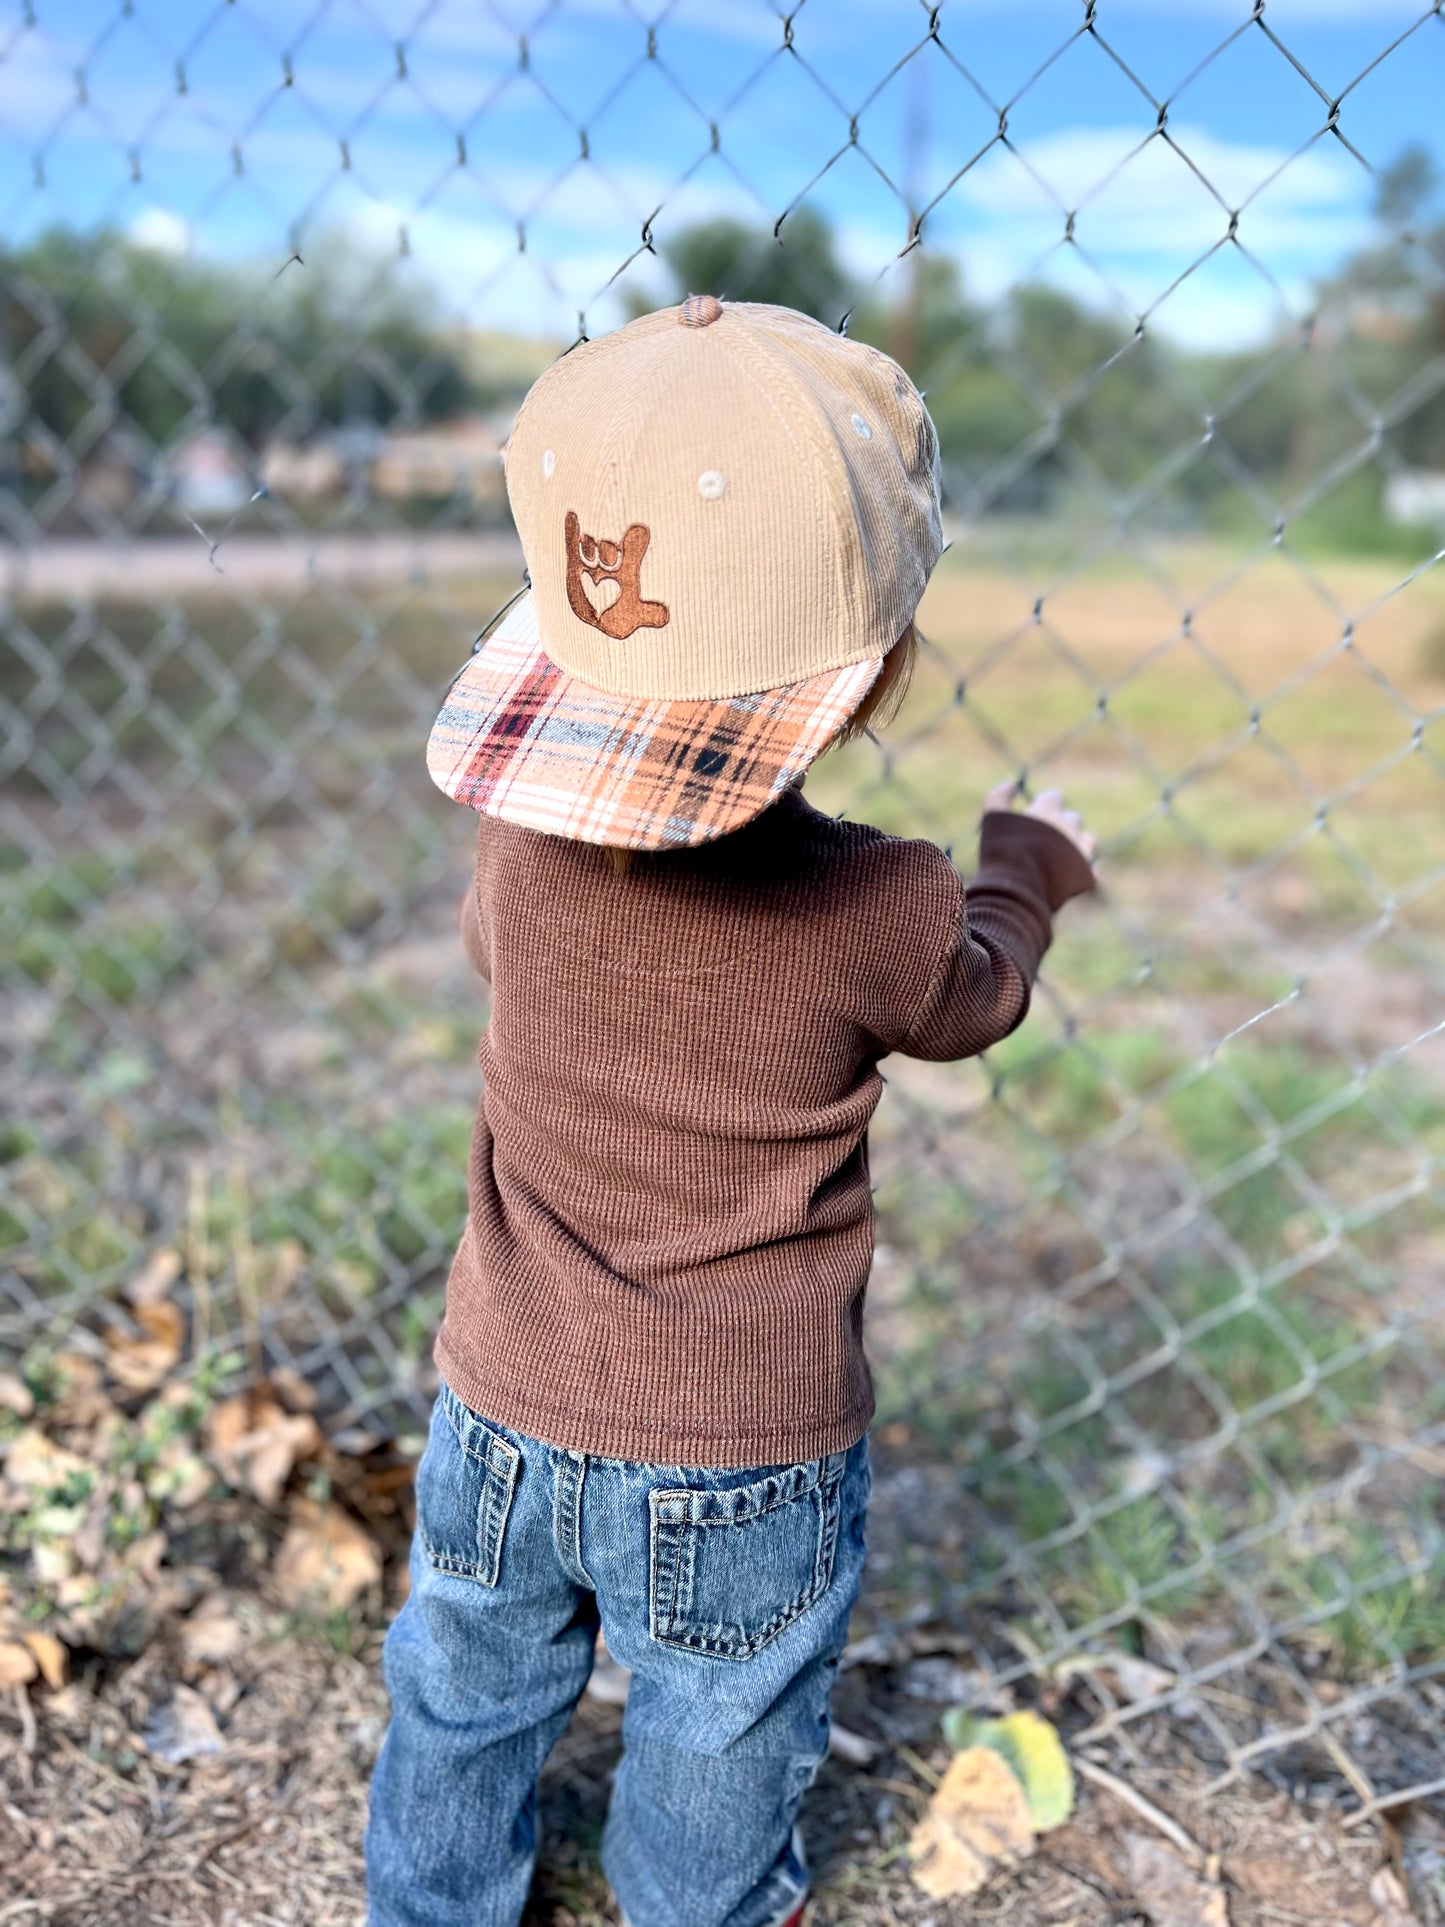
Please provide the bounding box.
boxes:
[164,429,254,515]
[368,413,508,506]
[1384,469,1445,525]
[257,414,511,510]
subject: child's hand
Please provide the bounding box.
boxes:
[984,782,1098,864]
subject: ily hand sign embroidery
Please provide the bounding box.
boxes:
[564,510,670,640]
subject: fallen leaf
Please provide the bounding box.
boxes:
[22,1631,67,1689]
[143,1684,224,1764]
[2,1428,91,1492]
[940,1709,1074,1830]
[0,1640,39,1687]
[1123,1831,1230,1927]
[907,1745,1035,1899]
[0,1372,35,1419]
[273,1498,381,1612]
[37,1350,114,1425]
[105,1300,186,1392]
[1058,1651,1176,1705]
[180,1594,245,1667]
[205,1393,254,1457]
[104,1340,180,1394]
[32,1541,76,1587]
[149,1440,213,1509]
[904,1656,989,1702]
[127,1247,183,1306]
[1393,1805,1445,1926]
[268,1237,307,1294]
[205,1389,322,1506]
[1369,1865,1421,1927]
[266,1368,318,1413]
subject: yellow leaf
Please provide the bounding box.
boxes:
[991,1710,1075,1830]
[0,1640,39,1687]
[907,1744,1035,1900]
[22,1631,67,1689]
[942,1706,1074,1831]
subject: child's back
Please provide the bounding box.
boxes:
[367,295,1097,1927]
[444,784,1093,1466]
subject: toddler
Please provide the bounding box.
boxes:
[365,293,1097,1927]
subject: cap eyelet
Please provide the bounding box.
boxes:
[851,414,872,440]
[541,449,556,479]
[697,469,727,500]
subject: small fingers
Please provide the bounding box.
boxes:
[986,784,1096,866]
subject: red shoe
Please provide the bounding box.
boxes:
[709,1911,802,1927]
[623,1904,805,1927]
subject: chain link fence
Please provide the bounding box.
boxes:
[3,0,1443,1822]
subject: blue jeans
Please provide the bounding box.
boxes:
[365,1380,871,1927]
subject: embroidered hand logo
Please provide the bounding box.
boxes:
[564,511,670,640]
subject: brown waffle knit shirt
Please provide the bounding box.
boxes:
[436,787,1097,1465]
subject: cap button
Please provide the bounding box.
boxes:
[679,293,723,328]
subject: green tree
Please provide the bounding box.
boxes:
[636,206,854,323]
[1374,143,1438,232]
[850,253,985,384]
[1,225,472,458]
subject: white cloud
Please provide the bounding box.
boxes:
[0,28,79,140]
[918,121,1372,345]
[129,206,193,256]
[1146,0,1428,15]
[956,124,1355,228]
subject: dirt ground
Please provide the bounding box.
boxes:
[1,1631,1426,1927]
[4,1428,1443,1927]
[5,535,1442,1920]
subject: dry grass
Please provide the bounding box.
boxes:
[5,533,1442,1920]
[808,543,1445,929]
[3,1554,1436,1926]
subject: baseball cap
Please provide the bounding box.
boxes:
[426,295,943,850]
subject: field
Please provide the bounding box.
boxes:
[3,531,1444,1921]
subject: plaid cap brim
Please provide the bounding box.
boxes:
[426,592,884,851]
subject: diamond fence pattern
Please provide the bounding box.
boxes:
[3,0,1444,1816]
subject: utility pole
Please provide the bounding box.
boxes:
[892,51,928,378]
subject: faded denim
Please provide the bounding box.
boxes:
[365,1380,870,1927]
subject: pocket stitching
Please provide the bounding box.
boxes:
[474,1445,520,1587]
[420,1393,521,1589]
[649,1459,845,1660]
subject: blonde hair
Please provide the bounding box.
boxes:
[600,622,919,876]
[830,621,918,746]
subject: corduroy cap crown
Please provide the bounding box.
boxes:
[427,296,944,849]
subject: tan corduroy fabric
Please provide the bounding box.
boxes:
[436,790,1097,1466]
[503,301,944,700]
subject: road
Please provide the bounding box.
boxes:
[2,530,525,601]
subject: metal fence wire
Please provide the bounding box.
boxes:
[3,0,1444,1817]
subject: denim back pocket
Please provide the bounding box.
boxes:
[649,1453,846,1660]
[416,1383,521,1588]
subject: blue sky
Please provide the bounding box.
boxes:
[2,0,1442,349]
